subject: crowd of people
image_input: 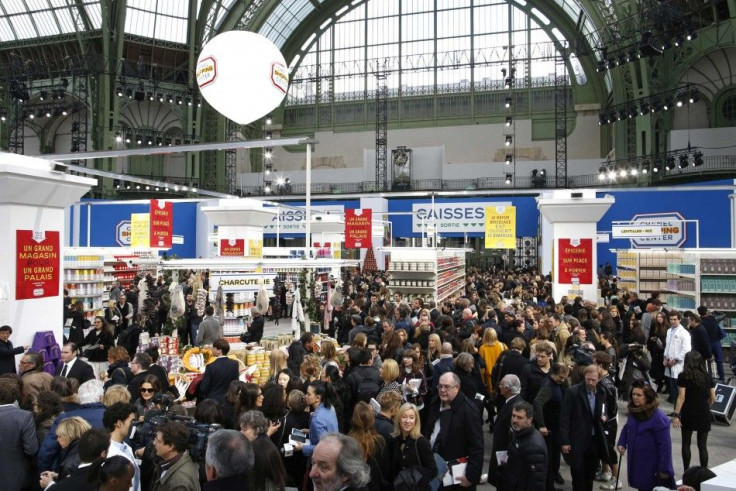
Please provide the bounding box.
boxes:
[0,265,728,491]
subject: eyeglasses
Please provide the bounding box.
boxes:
[437,384,459,391]
[140,387,155,393]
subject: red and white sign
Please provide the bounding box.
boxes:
[150,200,173,249]
[16,230,60,300]
[220,239,245,256]
[345,209,372,249]
[558,238,593,284]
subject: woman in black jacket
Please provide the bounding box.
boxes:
[102,346,133,390]
[390,403,438,490]
[83,317,115,376]
[269,389,310,488]
[533,363,570,491]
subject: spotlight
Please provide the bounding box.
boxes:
[505,135,512,146]
[265,164,272,175]
[598,165,607,180]
[505,154,512,165]
[157,93,164,102]
[264,149,273,159]
[61,108,68,116]
[676,93,686,107]
[504,173,512,185]
[618,167,628,178]
[539,169,546,177]
[136,135,142,144]
[641,161,650,174]
[114,179,121,189]
[618,53,628,66]
[665,156,676,171]
[504,77,512,88]
[166,94,173,103]
[39,90,48,101]
[265,114,273,125]
[652,161,661,173]
[126,183,131,189]
[688,89,699,104]
[45,109,52,118]
[693,151,704,167]
[156,137,163,146]
[116,86,124,97]
[663,98,673,111]
[505,97,512,108]
[176,96,182,105]
[639,103,649,115]
[186,97,192,106]
[135,185,140,189]
[165,138,172,146]
[115,134,123,143]
[607,167,616,179]
[0,110,6,121]
[686,28,698,42]
[147,92,154,101]
[265,131,272,140]
[147,137,153,146]
[276,177,285,186]
[596,60,607,73]
[598,113,607,126]
[125,88,133,99]
[618,110,627,121]
[125,132,132,143]
[197,99,202,108]
[505,116,513,126]
[630,166,638,176]
[501,68,507,77]
[145,185,150,190]
[678,154,689,169]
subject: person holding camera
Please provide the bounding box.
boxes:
[151,421,201,491]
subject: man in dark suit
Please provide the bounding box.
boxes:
[0,378,38,491]
[55,342,95,385]
[0,325,27,375]
[560,365,607,491]
[423,372,484,490]
[241,309,265,344]
[200,338,240,406]
[488,374,523,487]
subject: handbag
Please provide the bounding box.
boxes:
[393,467,424,491]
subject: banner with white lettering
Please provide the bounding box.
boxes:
[263,205,345,233]
[412,202,512,233]
[209,273,276,296]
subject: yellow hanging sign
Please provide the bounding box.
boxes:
[248,239,263,259]
[130,213,150,248]
[484,206,516,249]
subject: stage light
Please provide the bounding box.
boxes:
[186,97,192,106]
[652,161,661,173]
[276,177,285,186]
[116,87,124,97]
[639,103,649,116]
[504,173,512,185]
[505,154,512,165]
[505,97,512,108]
[618,167,628,178]
[265,114,273,125]
[665,156,676,171]
[176,96,182,105]
[39,90,48,101]
[678,154,689,169]
[125,133,132,143]
[663,98,673,111]
[147,92,154,101]
[114,179,121,189]
[158,93,164,102]
[61,108,68,116]
[505,136,512,146]
[596,60,607,73]
[265,131,272,140]
[598,165,607,180]
[136,135,142,144]
[265,164,272,175]
[125,88,133,99]
[115,134,123,143]
[688,90,699,104]
[676,93,686,107]
[539,169,546,177]
[504,77,512,88]
[505,116,513,126]
[630,166,639,176]
[166,94,173,103]
[693,151,704,167]
[264,149,273,159]
[607,168,616,179]
[641,162,650,174]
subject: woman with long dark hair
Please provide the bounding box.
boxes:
[397,351,427,410]
[617,380,675,490]
[133,374,161,419]
[672,351,716,469]
[647,311,669,391]
[82,316,115,378]
[349,401,388,490]
[291,380,339,458]
[321,364,351,432]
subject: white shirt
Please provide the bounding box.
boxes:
[61,357,78,376]
[108,439,141,491]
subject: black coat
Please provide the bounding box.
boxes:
[559,382,607,471]
[103,360,133,390]
[488,393,523,486]
[82,329,114,362]
[503,426,548,490]
[54,358,95,386]
[422,392,484,487]
[245,315,265,343]
[490,350,527,390]
[148,363,171,394]
[389,434,438,488]
[374,413,394,445]
[0,339,24,375]
[203,473,250,491]
[520,360,548,404]
[200,357,240,406]
[47,464,96,491]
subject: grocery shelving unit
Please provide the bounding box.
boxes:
[667,250,736,346]
[615,250,683,299]
[387,248,467,305]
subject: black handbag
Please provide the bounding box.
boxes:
[393,466,424,491]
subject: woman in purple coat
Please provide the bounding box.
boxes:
[617,380,675,491]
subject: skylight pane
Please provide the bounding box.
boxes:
[33,11,60,36]
[3,0,28,15]
[26,0,52,10]
[55,8,76,32]
[85,3,102,28]
[11,14,38,39]
[158,0,187,17]
[155,16,187,43]
[127,0,148,9]
[49,0,68,7]
[0,18,15,41]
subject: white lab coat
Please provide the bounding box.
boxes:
[664,324,691,379]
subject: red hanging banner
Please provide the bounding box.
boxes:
[220,239,245,256]
[16,230,60,300]
[345,209,372,249]
[557,238,593,284]
[150,200,173,248]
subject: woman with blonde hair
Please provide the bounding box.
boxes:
[426,333,442,363]
[377,358,401,398]
[103,346,132,390]
[40,416,92,487]
[268,349,288,382]
[320,340,341,369]
[389,403,437,489]
[349,401,388,490]
[300,354,321,392]
[479,328,506,392]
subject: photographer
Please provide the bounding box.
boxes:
[151,421,201,491]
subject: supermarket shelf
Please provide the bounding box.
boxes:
[674,272,696,279]
[64,279,105,284]
[388,269,434,275]
[616,265,637,270]
[437,271,466,290]
[65,264,103,269]
[104,268,141,273]
[438,262,465,274]
[673,291,697,297]
[702,273,736,277]
[389,286,435,291]
[70,293,104,299]
[438,283,465,304]
[702,291,736,295]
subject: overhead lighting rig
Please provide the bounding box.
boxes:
[598,85,698,126]
[597,147,703,183]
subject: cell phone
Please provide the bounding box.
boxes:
[290,429,307,443]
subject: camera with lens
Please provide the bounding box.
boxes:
[130,410,221,461]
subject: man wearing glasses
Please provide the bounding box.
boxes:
[423,372,484,489]
[19,352,53,410]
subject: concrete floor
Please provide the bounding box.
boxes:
[260,319,736,490]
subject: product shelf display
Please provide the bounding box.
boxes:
[664,250,736,346]
[615,250,683,297]
[387,248,466,305]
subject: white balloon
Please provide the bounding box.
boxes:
[196,31,289,125]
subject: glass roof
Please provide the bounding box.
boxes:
[125,0,202,44]
[258,0,325,49]
[0,0,101,42]
[202,0,239,43]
